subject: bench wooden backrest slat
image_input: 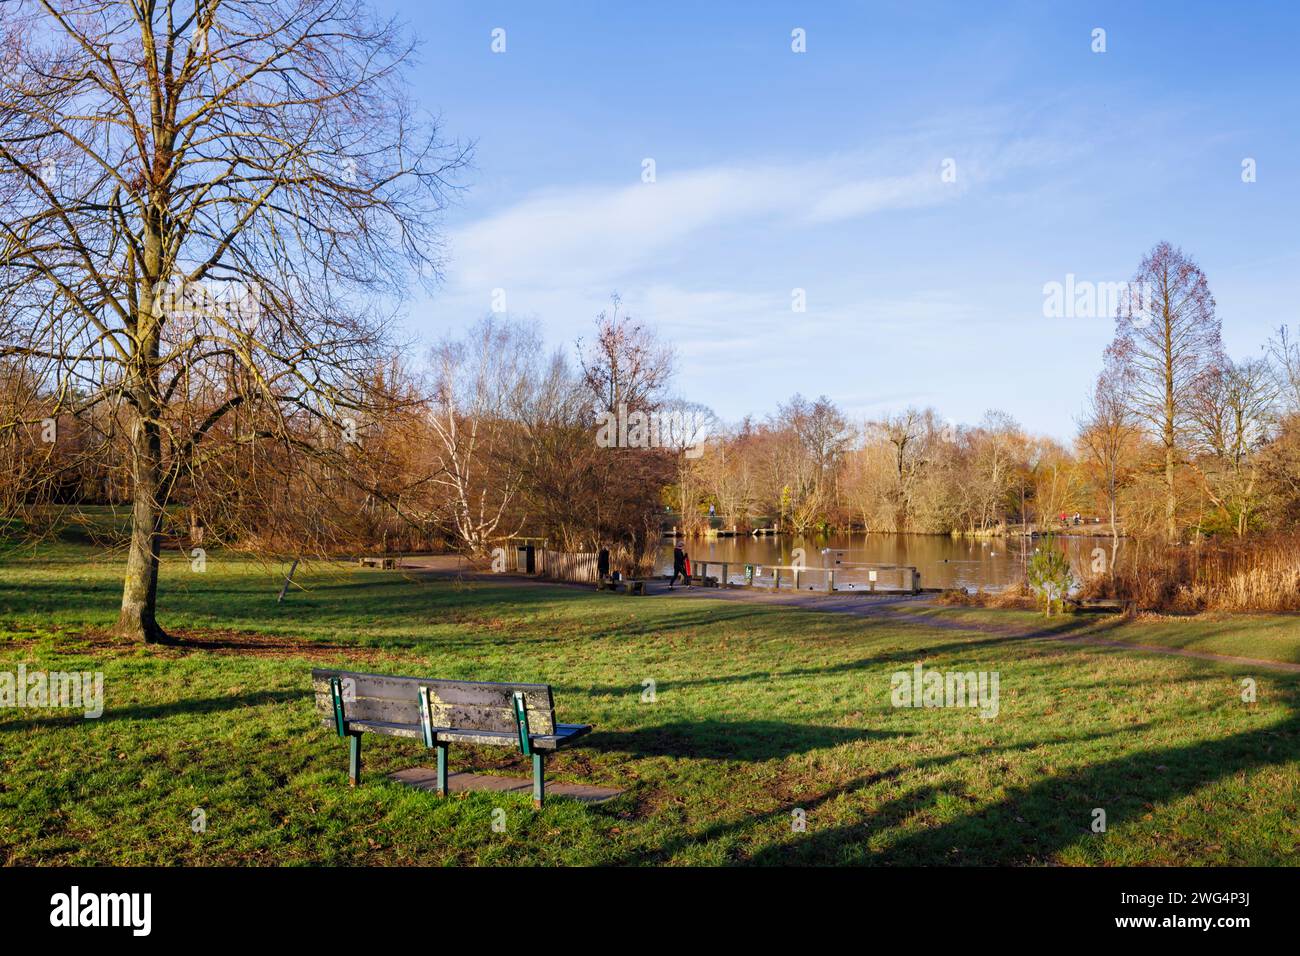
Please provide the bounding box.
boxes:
[311,683,556,735]
[312,669,556,735]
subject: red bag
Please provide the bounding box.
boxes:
[684,556,692,576]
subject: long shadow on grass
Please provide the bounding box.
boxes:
[743,693,1300,865]
[606,723,1154,865]
[586,720,904,761]
[560,615,1130,698]
[0,688,302,732]
[427,606,772,652]
[556,636,1005,695]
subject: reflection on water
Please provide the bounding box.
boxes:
[657,532,1123,591]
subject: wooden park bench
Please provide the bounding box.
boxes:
[1064,597,1134,614]
[312,668,592,807]
[358,556,396,570]
[598,577,645,595]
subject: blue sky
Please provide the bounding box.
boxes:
[377,0,1300,439]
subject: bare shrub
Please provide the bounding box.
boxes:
[1082,534,1300,612]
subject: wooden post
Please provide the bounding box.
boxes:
[277,557,300,604]
[348,732,362,786]
[826,569,834,593]
[794,567,801,590]
[774,568,781,591]
[532,752,545,809]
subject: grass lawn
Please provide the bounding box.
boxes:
[891,602,1300,665]
[1,542,1299,865]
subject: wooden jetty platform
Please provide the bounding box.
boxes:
[687,560,921,595]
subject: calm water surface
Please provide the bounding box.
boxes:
[657,532,1122,591]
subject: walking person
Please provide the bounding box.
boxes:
[670,545,690,589]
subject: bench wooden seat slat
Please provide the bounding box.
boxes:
[434,728,519,747]
[530,723,592,748]
[311,667,593,805]
[311,721,591,751]
[345,718,423,739]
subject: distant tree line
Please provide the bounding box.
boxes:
[11,242,1300,569]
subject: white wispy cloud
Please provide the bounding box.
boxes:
[423,120,1082,429]
[446,153,984,291]
[448,166,788,288]
[443,125,1066,294]
[803,167,959,223]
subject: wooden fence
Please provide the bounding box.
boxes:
[536,549,600,583]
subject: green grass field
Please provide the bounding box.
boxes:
[2,542,1298,865]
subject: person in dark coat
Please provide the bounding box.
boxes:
[670,545,689,589]
[597,547,611,581]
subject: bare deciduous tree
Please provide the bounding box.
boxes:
[773,394,850,532]
[965,410,1022,535]
[1077,362,1140,561]
[1106,242,1222,543]
[426,318,536,555]
[577,295,674,416]
[0,0,466,640]
[577,302,675,562]
[1267,324,1300,413]
[1188,356,1277,536]
[660,398,716,532]
[867,408,930,531]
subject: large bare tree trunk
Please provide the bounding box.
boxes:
[1109,487,1119,577]
[118,315,168,644]
[1165,444,1177,543]
[118,417,166,643]
[1165,319,1178,544]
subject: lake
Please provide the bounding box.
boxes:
[657,532,1121,592]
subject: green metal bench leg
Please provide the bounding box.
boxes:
[532,752,545,808]
[348,732,362,786]
[436,743,449,796]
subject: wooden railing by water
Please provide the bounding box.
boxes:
[690,561,920,594]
